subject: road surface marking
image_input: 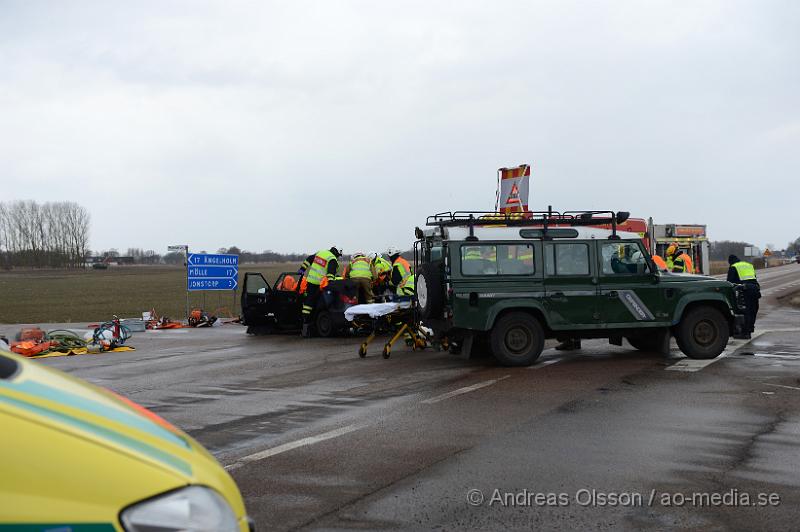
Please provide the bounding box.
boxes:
[666,353,727,372]
[528,358,562,370]
[754,353,800,360]
[763,382,800,391]
[422,375,510,404]
[224,424,363,469]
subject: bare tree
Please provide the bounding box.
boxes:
[0,200,91,269]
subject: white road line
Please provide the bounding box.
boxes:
[754,353,800,360]
[422,375,510,404]
[224,424,363,470]
[763,382,800,391]
[528,358,562,370]
[666,353,727,372]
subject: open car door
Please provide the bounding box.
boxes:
[271,272,304,330]
[241,272,272,327]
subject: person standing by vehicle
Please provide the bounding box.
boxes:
[666,243,694,274]
[344,251,375,303]
[387,247,415,299]
[727,254,760,339]
[298,246,342,337]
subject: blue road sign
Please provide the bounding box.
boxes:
[187,253,238,291]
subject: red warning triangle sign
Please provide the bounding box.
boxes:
[505,182,521,205]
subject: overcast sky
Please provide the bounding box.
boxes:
[1,1,798,255]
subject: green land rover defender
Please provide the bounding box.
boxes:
[413,210,746,367]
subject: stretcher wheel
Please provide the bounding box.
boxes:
[358,345,367,358]
[382,345,391,359]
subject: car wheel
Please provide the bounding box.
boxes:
[416,264,443,319]
[675,307,729,359]
[314,310,335,338]
[490,312,545,366]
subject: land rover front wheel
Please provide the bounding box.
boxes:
[490,312,545,367]
[416,264,443,319]
[675,306,729,359]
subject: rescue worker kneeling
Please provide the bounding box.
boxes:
[298,246,341,337]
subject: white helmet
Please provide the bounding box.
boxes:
[386,246,401,256]
[352,251,366,258]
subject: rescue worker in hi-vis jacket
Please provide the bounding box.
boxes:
[298,246,341,337]
[727,254,760,339]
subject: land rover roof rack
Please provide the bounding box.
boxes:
[425,207,631,238]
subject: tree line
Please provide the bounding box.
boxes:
[0,200,90,269]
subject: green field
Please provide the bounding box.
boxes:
[0,264,292,324]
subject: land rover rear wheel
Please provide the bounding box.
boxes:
[416,264,443,319]
[490,312,545,367]
[675,306,729,359]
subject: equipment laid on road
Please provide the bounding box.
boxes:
[7,318,135,358]
[188,308,218,327]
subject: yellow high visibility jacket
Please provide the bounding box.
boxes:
[347,255,373,279]
[306,250,336,286]
[732,261,757,281]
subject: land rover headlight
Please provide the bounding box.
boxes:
[121,486,238,532]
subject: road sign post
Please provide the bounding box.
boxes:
[168,245,189,318]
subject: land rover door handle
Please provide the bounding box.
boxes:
[607,290,619,299]
[548,291,567,302]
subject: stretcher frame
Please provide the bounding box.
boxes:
[354,304,429,359]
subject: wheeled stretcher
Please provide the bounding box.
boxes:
[344,302,430,358]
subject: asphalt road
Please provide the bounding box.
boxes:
[6,263,800,530]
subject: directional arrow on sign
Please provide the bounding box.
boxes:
[188,253,238,266]
[187,278,239,290]
[187,266,238,278]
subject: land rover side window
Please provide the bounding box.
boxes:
[545,243,590,276]
[600,242,650,275]
[460,244,534,276]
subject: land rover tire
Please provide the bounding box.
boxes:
[675,306,729,359]
[490,312,545,367]
[416,264,443,319]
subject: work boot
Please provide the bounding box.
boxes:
[301,323,311,338]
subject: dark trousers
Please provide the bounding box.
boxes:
[302,283,321,323]
[743,283,760,333]
[351,277,374,303]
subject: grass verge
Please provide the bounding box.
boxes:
[0,264,291,323]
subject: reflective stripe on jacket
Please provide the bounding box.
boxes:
[306,249,335,285]
[348,256,373,279]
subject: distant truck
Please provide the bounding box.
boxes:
[241,272,359,337]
